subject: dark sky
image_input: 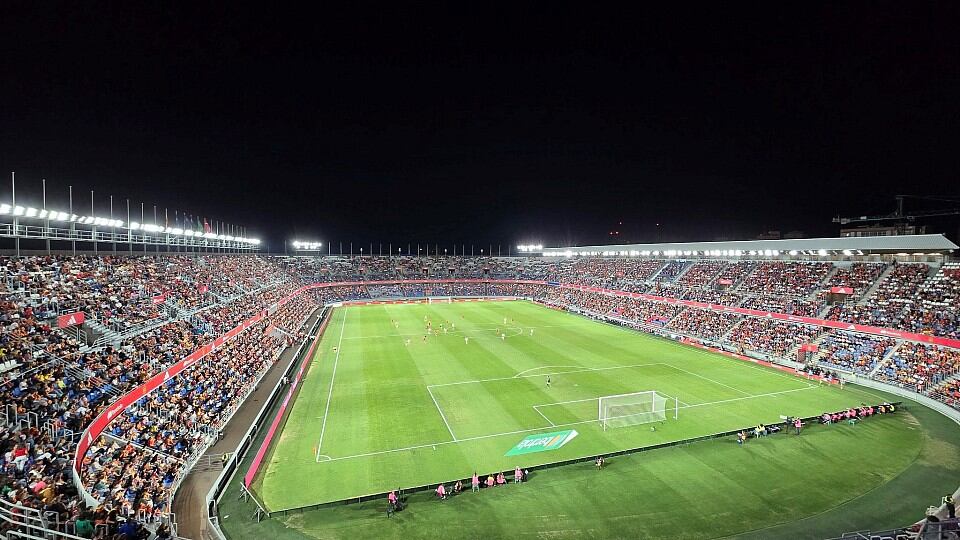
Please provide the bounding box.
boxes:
[2,3,959,252]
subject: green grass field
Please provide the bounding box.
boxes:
[221,301,960,539]
[254,301,903,510]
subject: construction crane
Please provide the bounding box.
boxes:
[833,195,960,233]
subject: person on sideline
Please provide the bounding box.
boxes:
[472,472,480,492]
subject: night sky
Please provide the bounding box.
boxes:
[2,4,959,252]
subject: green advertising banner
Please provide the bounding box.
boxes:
[504,429,579,456]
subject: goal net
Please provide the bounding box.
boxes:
[599,391,677,430]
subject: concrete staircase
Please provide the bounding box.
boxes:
[856,263,899,306]
[866,339,904,378]
[84,318,122,345]
[666,261,696,283]
[808,265,842,302]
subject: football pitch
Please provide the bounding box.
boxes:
[252,300,891,511]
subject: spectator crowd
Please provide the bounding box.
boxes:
[2,252,960,538]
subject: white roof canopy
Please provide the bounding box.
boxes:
[542,234,957,256]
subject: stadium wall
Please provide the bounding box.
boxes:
[204,310,329,539]
[243,309,331,487]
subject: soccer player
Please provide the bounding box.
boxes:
[405,339,411,346]
[546,375,551,388]
[464,336,469,345]
[501,333,505,341]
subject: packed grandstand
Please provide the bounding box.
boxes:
[2,240,960,539]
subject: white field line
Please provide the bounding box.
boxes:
[316,385,818,464]
[427,362,667,389]
[315,309,348,462]
[666,364,752,396]
[339,323,582,341]
[658,392,689,407]
[532,405,557,427]
[513,365,585,378]
[427,386,458,441]
[533,392,690,408]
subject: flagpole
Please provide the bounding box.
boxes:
[11,172,18,257]
[43,178,50,255]
[91,190,97,255]
[127,199,132,255]
[110,195,115,254]
[70,185,76,256]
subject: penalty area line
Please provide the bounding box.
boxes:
[532,405,557,427]
[427,386,458,441]
[428,362,667,389]
[316,385,818,464]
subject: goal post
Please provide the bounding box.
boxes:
[599,391,678,431]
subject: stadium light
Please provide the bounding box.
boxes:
[291,240,323,250]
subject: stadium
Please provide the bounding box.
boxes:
[1,224,959,539]
[3,5,960,540]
